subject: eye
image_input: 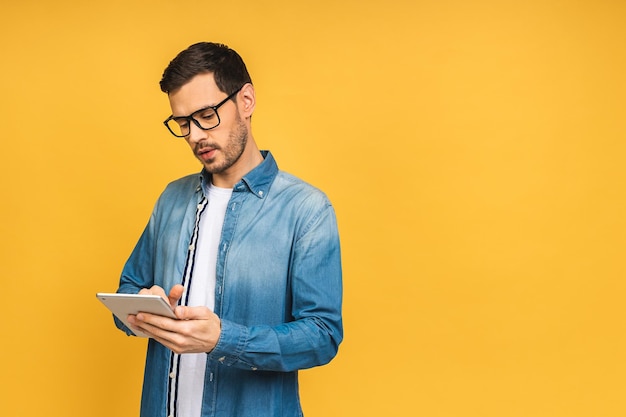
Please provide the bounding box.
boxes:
[198,109,217,120]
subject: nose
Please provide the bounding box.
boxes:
[186,120,208,145]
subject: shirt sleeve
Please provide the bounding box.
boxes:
[207,202,343,372]
[113,212,157,336]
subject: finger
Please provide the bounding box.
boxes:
[138,285,167,298]
[134,313,178,337]
[150,285,168,298]
[127,314,155,337]
[174,305,213,320]
[168,284,184,308]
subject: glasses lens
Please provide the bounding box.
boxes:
[193,107,219,130]
[165,107,220,137]
[166,118,188,137]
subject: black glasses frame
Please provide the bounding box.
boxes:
[163,86,243,138]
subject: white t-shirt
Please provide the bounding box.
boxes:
[177,184,232,417]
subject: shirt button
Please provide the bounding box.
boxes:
[169,372,175,378]
[258,190,264,196]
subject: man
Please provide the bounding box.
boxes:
[114,42,343,417]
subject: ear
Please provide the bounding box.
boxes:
[238,83,256,119]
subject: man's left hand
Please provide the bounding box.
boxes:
[128,306,221,354]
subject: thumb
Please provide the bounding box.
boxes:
[168,284,184,308]
[174,305,213,320]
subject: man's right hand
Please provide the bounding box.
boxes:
[138,284,184,309]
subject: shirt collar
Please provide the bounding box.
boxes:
[197,150,278,199]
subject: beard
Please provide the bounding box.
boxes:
[196,115,248,174]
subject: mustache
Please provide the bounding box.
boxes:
[195,141,220,153]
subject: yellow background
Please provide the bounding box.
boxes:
[1,1,624,416]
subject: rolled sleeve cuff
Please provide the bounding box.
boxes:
[207,319,249,367]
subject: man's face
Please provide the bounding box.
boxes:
[168,73,248,177]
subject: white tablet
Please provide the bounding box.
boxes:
[97,292,177,337]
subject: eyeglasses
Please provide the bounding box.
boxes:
[163,86,243,138]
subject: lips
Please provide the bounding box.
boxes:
[197,145,218,161]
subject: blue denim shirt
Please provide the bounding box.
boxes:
[115,151,343,417]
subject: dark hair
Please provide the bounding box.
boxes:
[159,42,252,95]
